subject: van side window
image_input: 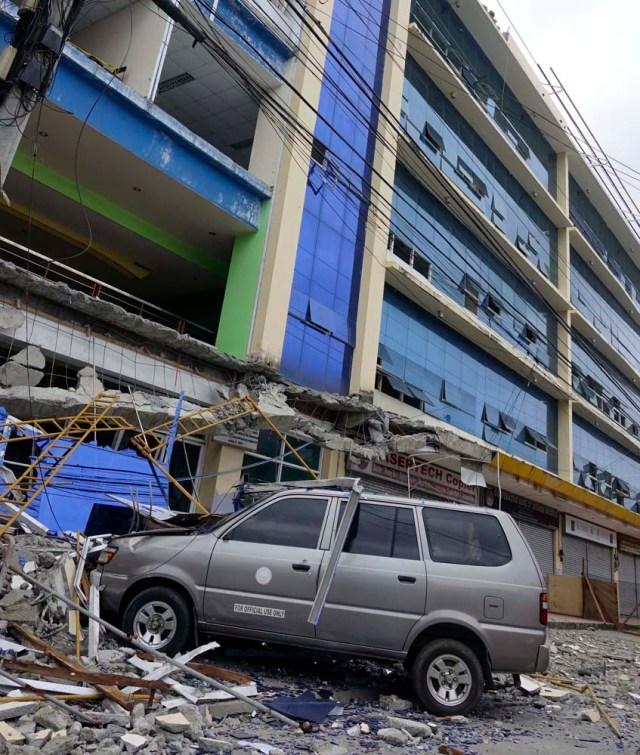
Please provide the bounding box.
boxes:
[339,502,420,560]
[422,508,511,566]
[228,497,327,549]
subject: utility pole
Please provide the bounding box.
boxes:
[0,0,82,200]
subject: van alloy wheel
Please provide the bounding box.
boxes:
[122,585,193,656]
[411,638,484,715]
[426,653,473,706]
[133,600,177,649]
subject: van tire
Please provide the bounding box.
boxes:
[411,638,484,716]
[122,586,192,656]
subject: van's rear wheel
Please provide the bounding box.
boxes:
[411,638,483,715]
[122,586,192,656]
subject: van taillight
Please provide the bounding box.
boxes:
[540,592,548,626]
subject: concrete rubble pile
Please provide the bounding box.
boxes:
[0,536,639,753]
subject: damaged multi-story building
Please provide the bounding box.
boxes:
[1,0,640,616]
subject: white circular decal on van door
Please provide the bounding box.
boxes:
[256,567,272,585]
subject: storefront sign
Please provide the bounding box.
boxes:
[489,489,558,528]
[348,454,477,505]
[565,515,616,548]
[619,536,640,557]
[213,427,259,451]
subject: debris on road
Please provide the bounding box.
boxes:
[0,531,638,753]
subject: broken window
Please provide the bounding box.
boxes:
[242,431,321,484]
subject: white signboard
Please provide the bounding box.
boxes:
[348,454,477,505]
[565,515,616,548]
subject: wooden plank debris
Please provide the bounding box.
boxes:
[9,623,131,710]
[0,660,170,690]
[135,652,251,685]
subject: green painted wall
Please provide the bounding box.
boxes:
[11,152,227,276]
[216,200,270,357]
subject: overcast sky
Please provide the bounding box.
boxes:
[484,0,640,202]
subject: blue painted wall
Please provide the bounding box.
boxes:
[27,440,168,534]
[213,0,291,77]
[0,9,270,231]
[403,56,557,282]
[380,287,557,470]
[573,416,640,510]
[571,249,640,373]
[392,166,556,369]
[410,0,554,190]
[280,0,390,393]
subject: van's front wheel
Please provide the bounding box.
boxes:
[411,638,483,715]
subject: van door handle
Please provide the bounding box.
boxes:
[292,563,311,572]
[398,575,416,583]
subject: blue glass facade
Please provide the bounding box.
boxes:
[572,340,640,435]
[410,0,555,190]
[380,287,557,470]
[403,57,557,282]
[392,166,556,369]
[571,250,640,373]
[570,177,640,303]
[573,417,640,508]
[281,0,390,392]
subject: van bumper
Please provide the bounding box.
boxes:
[535,641,550,673]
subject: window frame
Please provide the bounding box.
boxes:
[220,494,332,550]
[334,499,422,561]
[241,430,322,485]
[422,507,512,567]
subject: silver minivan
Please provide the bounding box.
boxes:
[98,489,550,715]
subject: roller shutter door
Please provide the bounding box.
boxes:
[563,535,587,577]
[360,476,410,498]
[587,542,613,580]
[619,553,638,617]
[517,521,554,578]
[563,535,613,580]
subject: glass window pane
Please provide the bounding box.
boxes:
[229,497,327,548]
[392,507,420,560]
[344,503,395,557]
[256,430,281,458]
[242,455,278,483]
[280,464,316,482]
[339,502,418,560]
[422,508,511,566]
[285,436,321,470]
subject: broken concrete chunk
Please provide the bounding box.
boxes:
[0,701,39,720]
[0,721,25,745]
[27,728,52,745]
[0,308,24,331]
[196,737,233,753]
[120,732,147,753]
[0,361,43,387]
[11,346,45,370]
[205,700,255,720]
[311,745,348,755]
[580,708,601,723]
[540,686,572,701]
[629,692,640,704]
[33,705,72,732]
[378,693,413,711]
[377,727,412,745]
[155,712,190,734]
[517,675,541,695]
[385,716,433,737]
[346,725,360,737]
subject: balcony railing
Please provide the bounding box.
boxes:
[0,236,217,345]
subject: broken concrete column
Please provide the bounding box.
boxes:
[76,366,104,396]
[0,307,24,331]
